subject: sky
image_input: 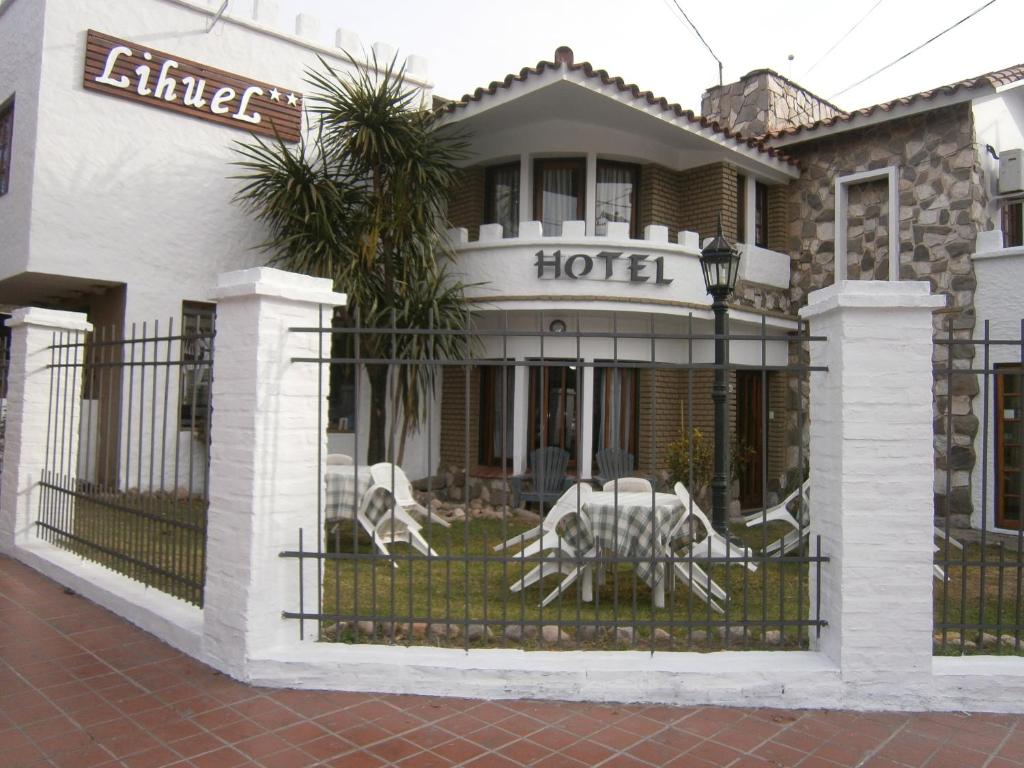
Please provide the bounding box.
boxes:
[243,0,1022,114]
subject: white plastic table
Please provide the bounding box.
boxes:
[575,491,685,608]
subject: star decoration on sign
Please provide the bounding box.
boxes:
[268,88,281,102]
[286,92,299,107]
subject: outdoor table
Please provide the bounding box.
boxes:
[324,465,393,524]
[570,490,685,608]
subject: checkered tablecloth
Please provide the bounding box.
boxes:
[563,491,685,588]
[324,467,393,525]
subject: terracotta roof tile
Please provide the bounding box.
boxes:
[767,62,1024,141]
[437,46,798,166]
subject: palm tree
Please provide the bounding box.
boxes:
[232,53,470,464]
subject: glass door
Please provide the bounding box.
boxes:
[528,362,578,464]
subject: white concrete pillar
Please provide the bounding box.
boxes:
[585,152,597,236]
[0,308,92,555]
[801,280,944,687]
[202,268,345,679]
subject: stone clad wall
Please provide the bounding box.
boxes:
[701,70,845,138]
[784,103,985,517]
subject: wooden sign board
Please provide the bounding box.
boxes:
[83,29,302,142]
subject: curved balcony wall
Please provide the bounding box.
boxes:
[447,220,792,325]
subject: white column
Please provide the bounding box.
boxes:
[801,280,943,686]
[202,267,346,679]
[518,154,531,225]
[512,362,528,475]
[1,308,92,554]
[579,360,594,479]
[585,152,597,236]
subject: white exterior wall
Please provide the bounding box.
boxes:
[969,87,1024,531]
[972,86,1024,231]
[1,0,435,489]
[23,0,389,323]
[0,0,45,275]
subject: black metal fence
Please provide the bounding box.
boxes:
[283,310,829,651]
[934,319,1024,655]
[36,317,213,606]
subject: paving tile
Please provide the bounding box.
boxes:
[876,731,944,765]
[365,736,423,764]
[430,736,489,763]
[922,743,991,768]
[557,737,617,765]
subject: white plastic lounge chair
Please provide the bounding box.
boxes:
[743,480,811,557]
[369,463,451,528]
[357,484,439,561]
[601,477,653,493]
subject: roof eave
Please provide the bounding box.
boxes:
[437,67,800,180]
[764,87,988,148]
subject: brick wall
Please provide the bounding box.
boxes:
[447,166,485,242]
[639,164,682,233]
[439,364,481,468]
[678,162,739,242]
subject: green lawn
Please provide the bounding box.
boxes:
[318,517,820,651]
[41,492,207,606]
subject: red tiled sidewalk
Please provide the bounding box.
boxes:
[2,556,1022,768]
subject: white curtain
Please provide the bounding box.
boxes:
[541,168,578,236]
[595,163,635,236]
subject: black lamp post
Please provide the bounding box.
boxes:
[699,217,741,534]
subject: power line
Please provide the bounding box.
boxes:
[803,0,886,77]
[663,0,724,86]
[831,0,1000,99]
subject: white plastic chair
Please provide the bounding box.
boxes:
[933,526,964,581]
[369,463,451,529]
[743,480,811,557]
[501,484,596,607]
[493,482,592,553]
[357,484,438,561]
[601,477,653,493]
[327,453,354,466]
[670,482,758,573]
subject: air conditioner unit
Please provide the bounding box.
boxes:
[998,148,1024,194]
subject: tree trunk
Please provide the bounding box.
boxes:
[366,363,389,465]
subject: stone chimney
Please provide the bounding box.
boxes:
[701,69,845,137]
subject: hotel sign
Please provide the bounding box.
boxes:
[535,250,673,285]
[83,30,302,142]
